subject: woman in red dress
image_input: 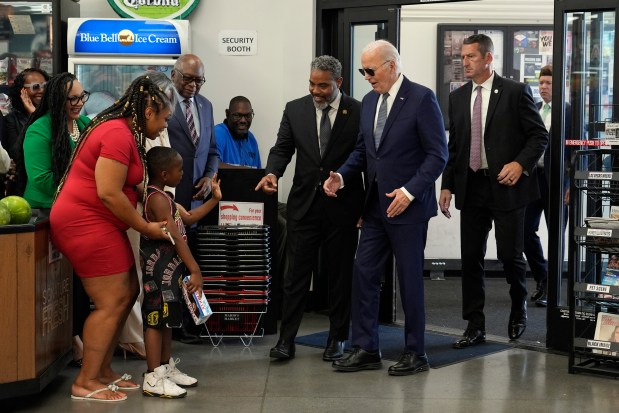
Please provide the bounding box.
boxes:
[51,75,175,402]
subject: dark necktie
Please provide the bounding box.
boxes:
[469,86,482,171]
[184,98,199,146]
[319,106,331,157]
[374,93,389,150]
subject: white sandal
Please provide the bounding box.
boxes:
[71,384,128,402]
[109,373,140,390]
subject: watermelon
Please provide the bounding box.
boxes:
[0,202,10,226]
[0,196,32,225]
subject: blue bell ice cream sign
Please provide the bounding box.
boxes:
[68,19,190,56]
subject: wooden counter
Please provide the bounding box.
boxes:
[0,218,72,399]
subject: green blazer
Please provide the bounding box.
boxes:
[23,113,90,208]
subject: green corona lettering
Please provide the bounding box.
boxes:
[107,0,200,19]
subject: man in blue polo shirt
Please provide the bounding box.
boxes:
[214,96,261,168]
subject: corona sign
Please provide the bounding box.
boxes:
[107,0,200,20]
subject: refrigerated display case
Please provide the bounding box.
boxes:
[66,18,190,114]
[0,0,79,112]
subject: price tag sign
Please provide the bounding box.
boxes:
[587,339,611,350]
[587,172,613,180]
[605,123,619,140]
[587,228,613,237]
[586,284,611,293]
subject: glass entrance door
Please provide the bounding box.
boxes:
[548,0,618,351]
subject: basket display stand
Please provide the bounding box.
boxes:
[195,225,271,347]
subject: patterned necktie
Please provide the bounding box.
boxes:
[469,86,482,172]
[319,106,331,157]
[374,93,389,150]
[184,98,199,146]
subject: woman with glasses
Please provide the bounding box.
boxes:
[16,72,92,372]
[3,68,50,195]
[5,68,50,159]
[16,72,90,207]
[50,75,173,402]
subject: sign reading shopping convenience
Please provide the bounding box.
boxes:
[218,201,264,226]
[107,0,200,19]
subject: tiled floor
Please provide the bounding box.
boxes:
[5,313,619,413]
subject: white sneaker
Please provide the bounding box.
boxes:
[164,357,198,388]
[143,365,187,398]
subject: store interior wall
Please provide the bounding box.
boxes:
[80,0,559,262]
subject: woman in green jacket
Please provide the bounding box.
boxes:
[18,72,91,208]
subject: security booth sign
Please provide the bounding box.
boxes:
[218,30,258,55]
[218,201,264,225]
[107,0,201,19]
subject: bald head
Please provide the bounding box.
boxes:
[172,53,205,99]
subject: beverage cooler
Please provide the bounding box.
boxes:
[67,18,190,115]
[0,0,79,112]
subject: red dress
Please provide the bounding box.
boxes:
[50,118,144,277]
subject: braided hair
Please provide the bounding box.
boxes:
[8,68,50,115]
[15,72,80,195]
[56,74,174,201]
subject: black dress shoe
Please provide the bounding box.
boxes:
[332,348,382,372]
[531,281,546,301]
[508,304,527,340]
[453,328,486,349]
[323,339,345,361]
[535,292,547,307]
[269,339,295,359]
[388,352,429,376]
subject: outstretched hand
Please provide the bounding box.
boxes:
[255,174,278,194]
[323,171,342,197]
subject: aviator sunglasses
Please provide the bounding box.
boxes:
[23,81,47,93]
[358,60,391,77]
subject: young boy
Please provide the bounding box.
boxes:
[140,146,221,398]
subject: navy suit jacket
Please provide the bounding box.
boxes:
[339,76,448,224]
[167,93,219,210]
[442,74,549,211]
[265,93,364,225]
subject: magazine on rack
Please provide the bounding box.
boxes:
[593,312,619,356]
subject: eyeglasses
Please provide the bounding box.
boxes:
[66,91,90,106]
[358,60,391,77]
[174,69,205,86]
[229,112,254,121]
[23,81,46,93]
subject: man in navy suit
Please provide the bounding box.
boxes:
[257,56,364,362]
[167,53,218,342]
[525,64,571,307]
[168,54,219,214]
[439,34,548,347]
[324,40,448,376]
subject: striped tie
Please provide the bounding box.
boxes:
[184,98,199,146]
[374,93,389,150]
[469,86,482,172]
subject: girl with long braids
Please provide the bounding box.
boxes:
[50,75,173,402]
[19,72,90,207]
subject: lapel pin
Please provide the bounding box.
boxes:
[494,89,498,94]
[400,97,404,100]
[342,109,348,115]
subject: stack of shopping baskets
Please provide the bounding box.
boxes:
[194,225,270,345]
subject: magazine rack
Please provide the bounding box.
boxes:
[194,225,271,347]
[568,148,619,377]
